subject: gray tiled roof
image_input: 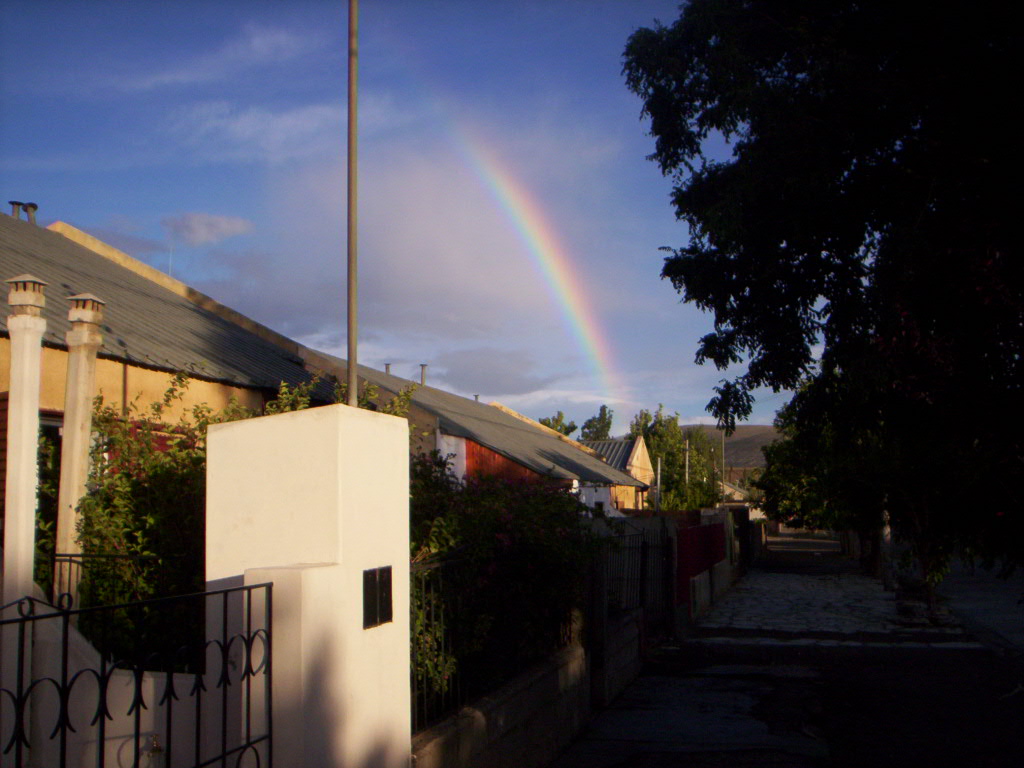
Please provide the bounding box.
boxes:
[580,438,636,472]
[1,212,643,487]
[326,359,644,488]
[1,214,327,396]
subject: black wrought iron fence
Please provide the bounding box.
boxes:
[410,527,673,734]
[49,552,171,603]
[604,526,673,637]
[0,583,272,768]
[410,557,463,732]
[410,551,580,734]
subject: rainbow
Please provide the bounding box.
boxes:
[449,132,625,406]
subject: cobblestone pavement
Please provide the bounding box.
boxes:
[546,537,1024,768]
[698,570,902,636]
[691,537,982,650]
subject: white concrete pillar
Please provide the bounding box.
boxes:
[206,404,412,768]
[3,275,47,605]
[54,293,104,600]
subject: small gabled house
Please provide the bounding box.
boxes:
[1,209,331,525]
[2,206,642,522]
[319,359,646,501]
[580,436,655,513]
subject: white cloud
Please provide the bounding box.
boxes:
[170,102,345,164]
[121,23,326,91]
[166,84,428,165]
[265,147,565,341]
[432,348,559,397]
[161,212,253,247]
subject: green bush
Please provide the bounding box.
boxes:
[410,452,594,695]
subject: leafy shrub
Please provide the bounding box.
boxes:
[410,452,594,695]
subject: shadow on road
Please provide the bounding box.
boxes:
[759,533,856,576]
[548,530,1024,768]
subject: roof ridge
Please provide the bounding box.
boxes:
[486,402,604,459]
[47,220,304,359]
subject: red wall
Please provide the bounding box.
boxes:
[464,440,571,487]
[676,522,726,601]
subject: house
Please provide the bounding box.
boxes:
[580,436,655,513]
[1,206,641,519]
[1,208,335,527]
[0,209,331,416]
[317,357,645,499]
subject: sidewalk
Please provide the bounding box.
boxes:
[939,560,1024,654]
[689,537,982,654]
[547,539,1023,768]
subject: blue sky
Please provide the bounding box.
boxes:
[0,0,787,433]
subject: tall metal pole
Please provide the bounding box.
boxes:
[346,0,359,406]
[721,428,726,499]
[684,437,689,485]
[655,457,661,514]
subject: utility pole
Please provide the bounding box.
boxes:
[721,428,726,500]
[655,457,661,513]
[346,0,359,406]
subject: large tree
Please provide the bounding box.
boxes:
[580,405,614,441]
[624,1,1021,575]
[630,407,720,511]
[539,411,578,437]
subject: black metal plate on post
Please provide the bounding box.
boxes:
[363,566,393,629]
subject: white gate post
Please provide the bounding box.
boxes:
[3,275,47,605]
[2,275,47,765]
[54,293,104,601]
[206,404,412,768]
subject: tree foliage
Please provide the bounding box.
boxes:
[409,451,593,693]
[538,410,577,436]
[70,372,417,658]
[624,1,1022,575]
[580,405,614,441]
[756,380,886,536]
[75,373,416,606]
[629,406,720,511]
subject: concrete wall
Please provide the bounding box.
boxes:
[0,339,265,421]
[413,607,650,768]
[413,644,590,768]
[592,611,644,708]
[436,431,468,478]
[207,403,411,768]
[579,484,613,511]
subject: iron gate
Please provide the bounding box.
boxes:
[0,583,272,767]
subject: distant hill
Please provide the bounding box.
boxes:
[681,424,780,483]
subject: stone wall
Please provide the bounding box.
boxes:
[413,644,590,768]
[412,608,650,768]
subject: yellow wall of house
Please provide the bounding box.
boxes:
[1,338,264,422]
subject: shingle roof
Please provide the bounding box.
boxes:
[326,359,644,488]
[1,212,644,487]
[0,214,327,397]
[580,438,636,472]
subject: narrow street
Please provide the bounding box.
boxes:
[550,534,1024,768]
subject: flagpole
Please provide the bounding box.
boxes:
[346,0,359,405]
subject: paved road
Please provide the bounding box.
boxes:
[549,536,1024,768]
[939,559,1024,654]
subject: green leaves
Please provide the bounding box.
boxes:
[409,453,593,686]
[630,406,722,511]
[538,411,578,436]
[580,405,614,441]
[624,0,1023,575]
